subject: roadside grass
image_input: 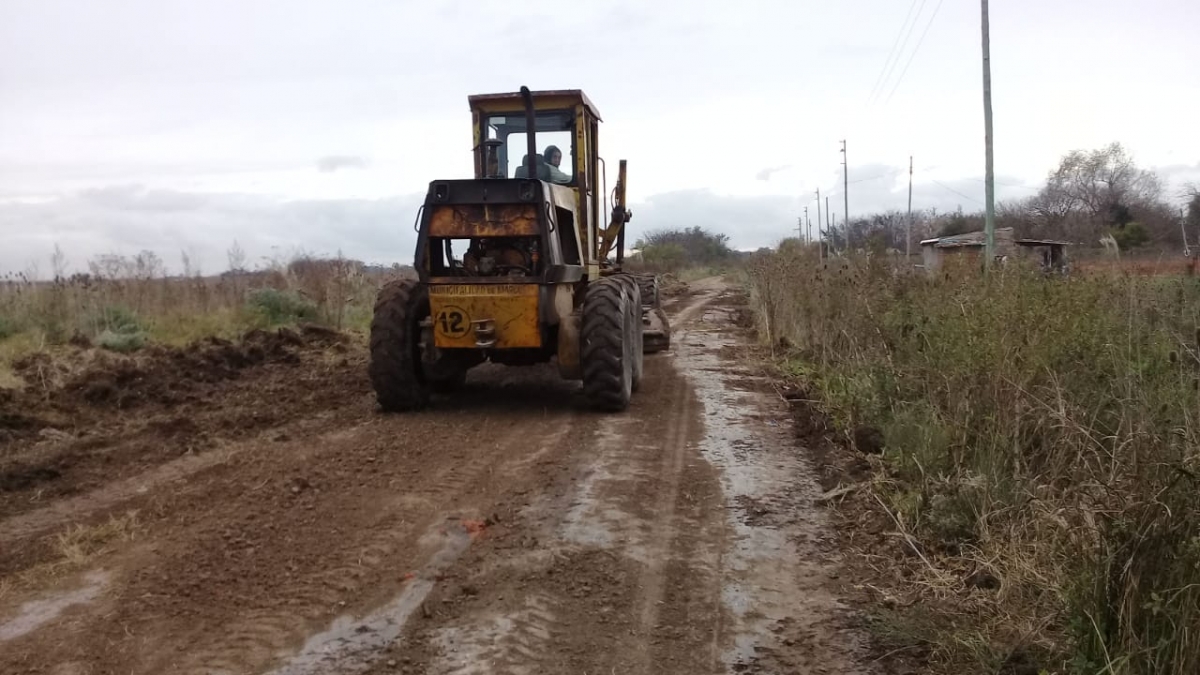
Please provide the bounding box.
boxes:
[0,251,407,373]
[744,247,1200,675]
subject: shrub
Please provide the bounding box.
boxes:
[245,288,319,326]
[92,305,145,335]
[96,330,147,353]
[1111,222,1150,250]
[0,314,20,340]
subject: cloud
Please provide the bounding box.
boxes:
[1,167,1059,277]
[0,186,422,277]
[316,155,370,173]
[755,165,791,181]
[627,189,800,251]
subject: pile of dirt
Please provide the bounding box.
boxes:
[0,324,350,445]
[657,273,690,297]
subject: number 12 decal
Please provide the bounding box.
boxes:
[435,307,469,338]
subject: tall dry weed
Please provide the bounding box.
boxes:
[745,248,1200,674]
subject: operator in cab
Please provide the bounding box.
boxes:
[542,145,571,184]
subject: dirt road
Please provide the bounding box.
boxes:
[0,278,875,674]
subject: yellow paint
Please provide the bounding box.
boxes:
[428,284,541,349]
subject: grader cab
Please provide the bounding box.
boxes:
[368,86,669,413]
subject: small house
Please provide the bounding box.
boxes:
[919,227,1015,271]
[919,227,1071,274]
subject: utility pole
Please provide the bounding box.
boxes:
[840,140,849,250]
[816,189,824,259]
[804,206,809,244]
[907,155,914,260]
[797,216,804,243]
[981,0,996,266]
[816,189,822,242]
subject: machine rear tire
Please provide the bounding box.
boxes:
[581,276,634,412]
[635,273,670,353]
[614,274,644,392]
[369,279,431,412]
[634,273,660,309]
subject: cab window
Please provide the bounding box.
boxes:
[485,111,574,184]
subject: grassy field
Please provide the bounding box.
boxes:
[744,247,1200,675]
[0,253,406,385]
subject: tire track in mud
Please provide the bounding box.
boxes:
[628,350,697,672]
[0,410,360,553]
[163,416,576,675]
[428,591,558,675]
[0,358,586,675]
[405,283,730,675]
[399,281,876,675]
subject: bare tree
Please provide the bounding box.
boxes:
[50,244,68,280]
[227,240,248,273]
[1185,183,1200,232]
[1040,142,1163,224]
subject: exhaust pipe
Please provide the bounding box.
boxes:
[520,86,537,179]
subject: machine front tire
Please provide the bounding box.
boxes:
[581,277,634,412]
[368,279,431,412]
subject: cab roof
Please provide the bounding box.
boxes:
[467,88,602,121]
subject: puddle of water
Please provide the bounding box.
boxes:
[677,309,849,669]
[266,522,474,675]
[0,569,110,642]
[557,420,656,563]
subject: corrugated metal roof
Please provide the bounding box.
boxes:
[920,227,1016,248]
[1015,238,1072,246]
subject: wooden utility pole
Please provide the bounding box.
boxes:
[840,140,849,249]
[816,189,822,242]
[813,190,823,259]
[797,216,804,243]
[907,155,914,260]
[981,0,996,265]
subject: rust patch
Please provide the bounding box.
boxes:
[428,204,539,238]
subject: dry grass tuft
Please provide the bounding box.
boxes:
[1,511,143,599]
[54,511,142,567]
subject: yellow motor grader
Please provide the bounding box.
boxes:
[369,86,669,412]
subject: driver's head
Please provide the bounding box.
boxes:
[544,145,562,166]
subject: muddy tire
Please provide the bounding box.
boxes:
[368,279,431,412]
[635,273,670,353]
[581,276,634,412]
[634,273,660,309]
[614,274,645,392]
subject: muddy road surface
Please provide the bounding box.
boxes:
[0,278,875,674]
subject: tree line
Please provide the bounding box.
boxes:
[820,142,1199,254]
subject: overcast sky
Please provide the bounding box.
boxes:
[2,0,1198,275]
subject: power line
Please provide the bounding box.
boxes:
[930,179,984,205]
[968,177,1040,190]
[883,0,947,105]
[872,0,929,105]
[866,0,922,104]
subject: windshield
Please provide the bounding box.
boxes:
[484,110,574,184]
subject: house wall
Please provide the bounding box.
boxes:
[922,245,940,270]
